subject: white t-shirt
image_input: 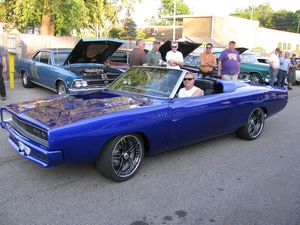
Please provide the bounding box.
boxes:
[166,51,184,69]
[269,53,280,69]
[178,86,201,98]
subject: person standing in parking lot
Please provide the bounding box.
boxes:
[269,48,280,86]
[129,39,148,67]
[0,47,7,101]
[166,41,183,69]
[147,40,163,66]
[276,51,290,87]
[287,53,297,90]
[217,41,241,80]
[200,43,217,78]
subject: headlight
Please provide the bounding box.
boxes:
[73,80,88,88]
[1,110,13,123]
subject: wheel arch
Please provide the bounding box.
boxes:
[97,131,150,159]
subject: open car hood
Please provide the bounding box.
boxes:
[159,40,201,61]
[236,47,248,55]
[64,38,124,65]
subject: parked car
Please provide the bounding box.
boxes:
[1,67,288,181]
[15,38,125,94]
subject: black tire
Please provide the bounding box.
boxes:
[56,81,67,95]
[96,134,144,182]
[237,108,265,140]
[22,71,34,88]
[249,73,262,84]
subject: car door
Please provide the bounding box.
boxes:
[31,51,52,86]
[168,94,238,149]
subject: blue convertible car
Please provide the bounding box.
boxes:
[15,38,124,94]
[1,67,288,181]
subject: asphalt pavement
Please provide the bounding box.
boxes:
[0,80,300,225]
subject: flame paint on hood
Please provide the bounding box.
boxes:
[5,93,152,129]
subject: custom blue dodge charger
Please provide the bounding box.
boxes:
[1,67,288,181]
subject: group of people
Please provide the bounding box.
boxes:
[128,39,184,68]
[128,39,242,98]
[269,48,298,90]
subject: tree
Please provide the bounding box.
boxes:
[149,0,190,25]
[231,3,300,33]
[0,0,141,37]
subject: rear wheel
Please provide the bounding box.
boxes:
[96,134,144,182]
[56,81,67,95]
[22,71,34,88]
[237,108,265,140]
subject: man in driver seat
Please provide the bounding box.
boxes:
[178,72,204,98]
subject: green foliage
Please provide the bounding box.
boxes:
[149,0,190,25]
[231,3,300,33]
[158,0,190,17]
[0,0,141,37]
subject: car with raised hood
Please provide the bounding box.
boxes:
[1,67,288,181]
[15,38,125,94]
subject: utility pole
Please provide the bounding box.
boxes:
[297,20,300,33]
[173,0,176,41]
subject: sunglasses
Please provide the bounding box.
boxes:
[206,46,212,49]
[171,46,178,48]
[183,78,194,81]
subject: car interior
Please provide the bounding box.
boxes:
[177,78,223,96]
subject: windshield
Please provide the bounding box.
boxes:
[108,67,183,98]
[53,52,71,65]
[240,53,259,63]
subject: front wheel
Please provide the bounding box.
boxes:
[22,71,34,88]
[56,81,67,95]
[237,108,265,140]
[96,134,145,182]
[249,73,262,84]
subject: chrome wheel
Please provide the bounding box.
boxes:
[237,108,265,140]
[96,133,144,181]
[57,82,67,94]
[247,108,264,139]
[22,71,33,88]
[250,73,262,84]
[112,135,143,178]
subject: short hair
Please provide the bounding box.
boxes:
[206,43,213,48]
[136,39,144,46]
[275,48,280,51]
[229,41,236,45]
[171,41,178,46]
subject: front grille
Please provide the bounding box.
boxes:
[11,116,48,147]
[86,73,120,86]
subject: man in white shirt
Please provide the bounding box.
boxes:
[166,41,183,69]
[178,72,204,98]
[269,48,280,86]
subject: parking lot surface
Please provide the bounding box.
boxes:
[1,80,300,225]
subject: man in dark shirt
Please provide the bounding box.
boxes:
[129,39,148,67]
[0,47,7,101]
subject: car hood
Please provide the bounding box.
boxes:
[5,92,154,129]
[64,38,124,65]
[235,47,248,55]
[159,40,201,61]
